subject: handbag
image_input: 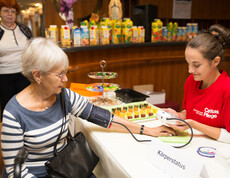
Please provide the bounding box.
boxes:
[45,89,99,178]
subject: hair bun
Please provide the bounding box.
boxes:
[209,24,230,47]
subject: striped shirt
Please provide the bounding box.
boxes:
[1,88,92,178]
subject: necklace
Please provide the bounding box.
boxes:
[28,85,55,111]
[37,100,49,110]
[34,96,55,111]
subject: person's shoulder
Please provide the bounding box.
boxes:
[5,95,17,108]
[220,70,230,85]
[218,71,230,93]
[63,88,88,113]
[64,88,75,97]
[64,88,88,102]
[16,22,28,28]
[16,22,33,38]
[17,22,31,32]
[63,88,81,100]
[223,77,230,89]
[187,74,194,81]
[185,74,194,85]
[0,26,4,40]
[3,96,20,120]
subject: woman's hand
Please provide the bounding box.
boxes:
[111,115,176,137]
[146,125,176,137]
[162,108,178,116]
[162,108,187,120]
[168,119,193,132]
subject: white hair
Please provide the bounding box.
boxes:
[22,37,69,82]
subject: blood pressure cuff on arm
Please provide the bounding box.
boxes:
[79,102,113,128]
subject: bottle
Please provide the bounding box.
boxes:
[167,22,173,42]
[192,23,198,38]
[172,22,178,41]
[162,27,168,42]
[60,25,71,46]
[132,26,138,43]
[121,18,129,42]
[100,26,110,45]
[112,20,122,44]
[106,19,113,44]
[48,25,58,43]
[181,27,187,42]
[138,26,145,43]
[186,23,193,41]
[177,27,182,42]
[81,20,89,27]
[90,25,99,45]
[151,21,158,42]
[81,26,89,45]
[123,18,133,43]
[72,26,81,46]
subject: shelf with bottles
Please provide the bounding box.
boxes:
[151,19,198,43]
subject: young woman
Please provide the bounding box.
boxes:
[165,24,230,143]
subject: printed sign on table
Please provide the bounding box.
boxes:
[148,138,209,178]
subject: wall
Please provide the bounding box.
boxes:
[136,0,230,19]
[44,0,230,29]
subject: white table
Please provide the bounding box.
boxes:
[70,116,230,178]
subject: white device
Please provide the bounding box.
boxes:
[156,110,181,125]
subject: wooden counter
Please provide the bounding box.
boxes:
[63,42,230,110]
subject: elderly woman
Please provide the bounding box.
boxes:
[0,1,32,120]
[1,37,175,178]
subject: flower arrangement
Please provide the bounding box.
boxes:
[59,0,76,17]
[59,0,77,28]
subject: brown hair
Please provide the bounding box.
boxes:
[0,1,20,14]
[187,24,230,61]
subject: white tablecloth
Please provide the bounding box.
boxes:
[70,116,230,178]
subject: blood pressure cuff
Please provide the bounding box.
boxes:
[79,102,113,128]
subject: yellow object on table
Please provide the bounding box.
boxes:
[158,136,190,144]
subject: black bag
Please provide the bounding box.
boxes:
[45,89,99,178]
[45,132,99,178]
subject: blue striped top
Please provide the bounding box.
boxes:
[1,88,94,177]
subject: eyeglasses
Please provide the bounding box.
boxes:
[47,70,69,79]
[2,9,16,15]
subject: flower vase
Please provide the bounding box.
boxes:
[66,8,74,29]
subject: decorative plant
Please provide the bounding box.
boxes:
[59,0,77,18]
[59,0,77,27]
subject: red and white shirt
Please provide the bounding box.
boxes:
[183,70,230,132]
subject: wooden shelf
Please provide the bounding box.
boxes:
[61,42,186,53]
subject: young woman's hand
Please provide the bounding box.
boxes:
[167,119,193,132]
[162,108,187,120]
[146,125,176,137]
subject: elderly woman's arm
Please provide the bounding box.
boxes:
[70,89,175,137]
[110,115,176,137]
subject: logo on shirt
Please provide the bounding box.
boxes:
[193,108,219,119]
